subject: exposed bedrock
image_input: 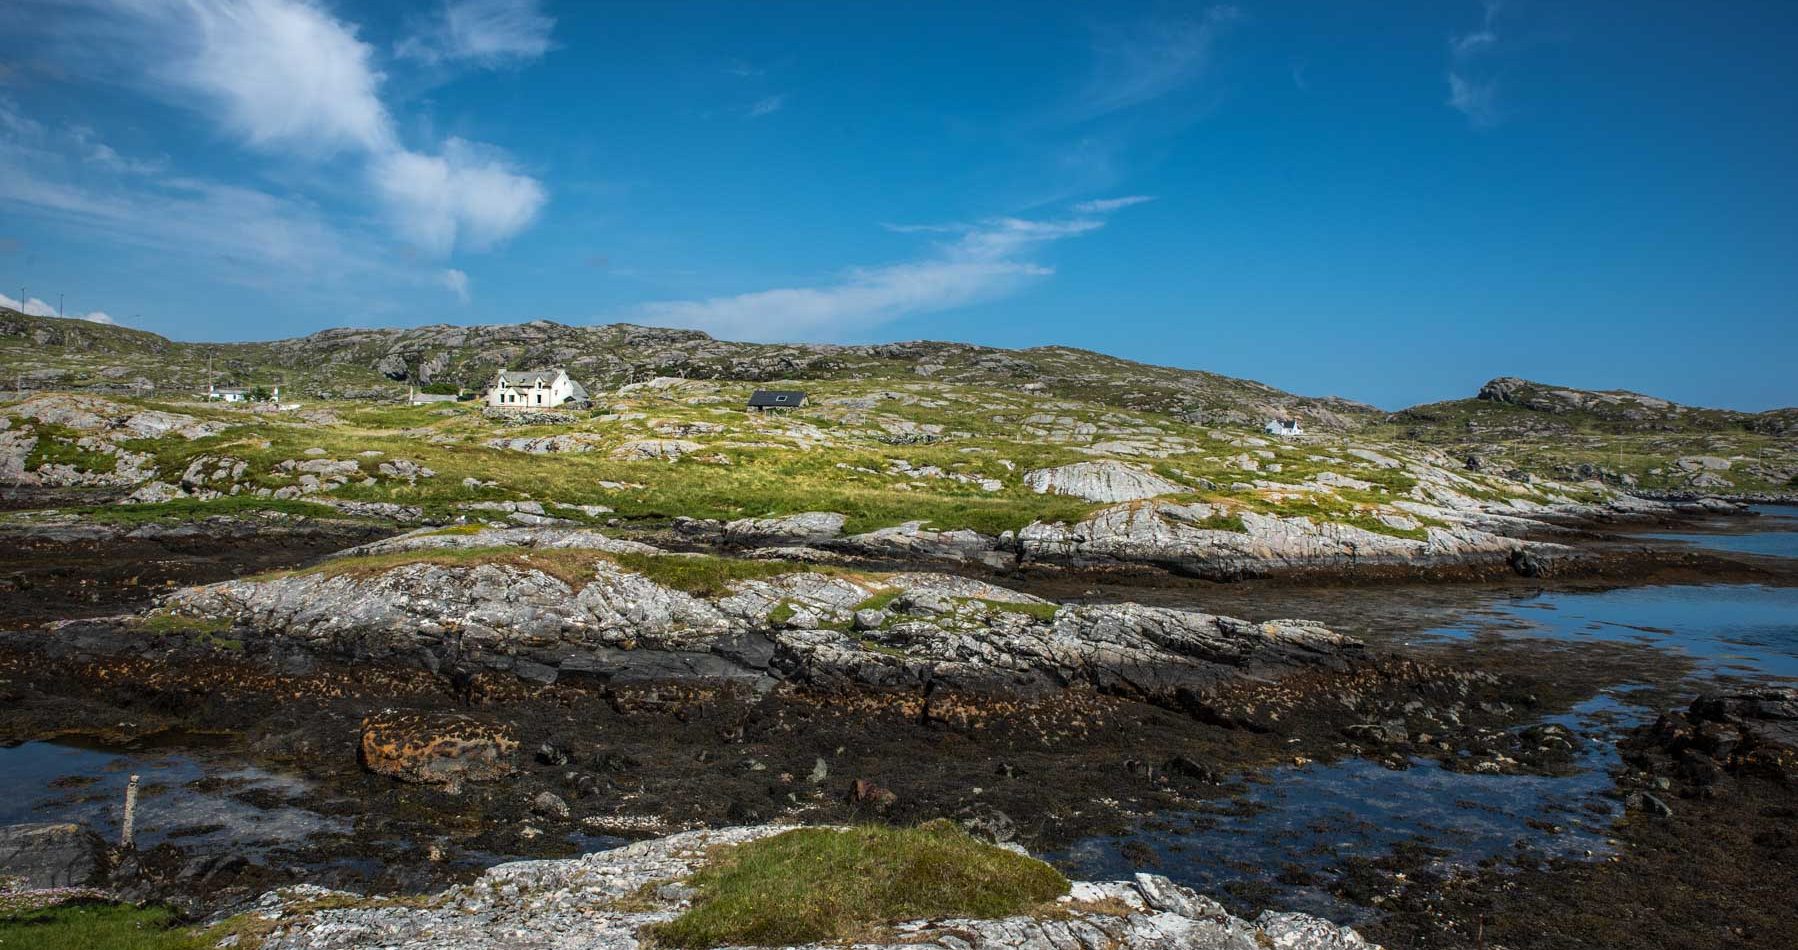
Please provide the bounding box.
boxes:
[155,527,1370,708]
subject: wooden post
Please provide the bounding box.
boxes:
[121,774,140,850]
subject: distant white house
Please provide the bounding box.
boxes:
[485,368,588,410]
[1264,418,1304,437]
[206,383,279,403]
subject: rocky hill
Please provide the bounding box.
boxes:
[0,309,1374,429]
[4,310,1793,504]
[1384,377,1797,494]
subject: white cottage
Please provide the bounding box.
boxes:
[1264,418,1304,437]
[485,368,588,410]
[206,383,279,403]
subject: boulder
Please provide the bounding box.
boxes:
[610,439,701,461]
[1022,460,1187,503]
[724,512,847,544]
[0,822,108,888]
[359,711,519,786]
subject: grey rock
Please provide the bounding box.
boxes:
[0,822,108,889]
[1023,460,1187,503]
[252,825,1381,950]
[531,791,571,820]
[610,438,701,461]
[159,532,1364,705]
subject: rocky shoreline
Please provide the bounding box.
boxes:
[237,824,1381,950]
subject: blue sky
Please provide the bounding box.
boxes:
[1,1,1794,410]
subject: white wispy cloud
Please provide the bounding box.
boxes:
[1073,195,1154,214]
[440,267,471,303]
[1447,0,1504,127]
[397,0,555,66]
[0,291,117,324]
[636,201,1147,341]
[0,99,446,313]
[159,0,396,154]
[1070,5,1239,121]
[39,0,546,256]
[746,94,787,119]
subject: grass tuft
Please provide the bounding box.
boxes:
[0,902,207,950]
[647,822,1069,948]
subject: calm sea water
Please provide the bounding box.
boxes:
[1637,504,1798,560]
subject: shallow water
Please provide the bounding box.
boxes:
[1637,504,1798,560]
[1054,694,1637,920]
[0,740,625,876]
[1417,584,1798,681]
[0,741,346,854]
[1062,515,1798,922]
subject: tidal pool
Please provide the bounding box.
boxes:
[0,740,346,854]
[1054,694,1635,921]
[1063,513,1798,922]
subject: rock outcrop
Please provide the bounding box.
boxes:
[1017,500,1572,579]
[0,822,108,889]
[155,527,1364,701]
[251,825,1380,950]
[1023,460,1188,503]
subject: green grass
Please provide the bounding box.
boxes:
[853,589,903,613]
[970,598,1061,622]
[292,546,862,598]
[646,823,1069,948]
[24,423,118,475]
[610,553,861,596]
[136,611,243,650]
[0,902,208,950]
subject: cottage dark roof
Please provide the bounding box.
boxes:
[496,369,563,387]
[747,390,807,408]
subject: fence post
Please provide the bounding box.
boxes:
[121,774,140,850]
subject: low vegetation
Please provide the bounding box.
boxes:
[281,546,866,598]
[646,823,1070,948]
[0,902,207,950]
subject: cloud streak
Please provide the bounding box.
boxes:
[1447,0,1504,127]
[1069,5,1239,122]
[397,0,555,66]
[1073,195,1154,214]
[746,94,787,119]
[635,202,1144,341]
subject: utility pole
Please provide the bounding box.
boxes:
[59,293,64,318]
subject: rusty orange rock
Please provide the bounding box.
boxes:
[358,709,519,785]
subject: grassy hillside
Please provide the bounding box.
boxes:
[0,309,1373,429]
[5,312,1792,504]
[2,375,1579,541]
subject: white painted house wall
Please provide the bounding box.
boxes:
[485,369,583,409]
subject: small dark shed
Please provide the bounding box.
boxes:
[747,390,807,411]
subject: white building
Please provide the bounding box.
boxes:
[206,383,279,403]
[485,368,588,410]
[1264,418,1304,437]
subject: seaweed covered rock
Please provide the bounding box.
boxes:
[358,710,519,786]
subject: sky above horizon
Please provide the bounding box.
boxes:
[2,1,1795,411]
